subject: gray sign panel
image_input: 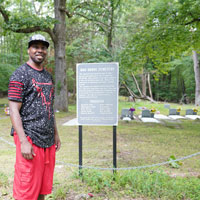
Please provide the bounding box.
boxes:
[77,63,119,125]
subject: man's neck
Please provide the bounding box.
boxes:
[27,60,43,70]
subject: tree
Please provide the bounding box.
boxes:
[193,50,200,105]
[119,3,157,101]
[53,0,67,111]
[0,53,19,95]
[63,0,126,96]
[0,0,68,111]
[67,0,122,55]
[145,0,200,104]
[120,0,200,103]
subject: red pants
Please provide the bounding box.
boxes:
[13,134,56,200]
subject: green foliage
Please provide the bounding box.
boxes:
[47,185,68,200]
[168,155,182,169]
[0,0,199,103]
[35,0,46,2]
[156,56,195,103]
[74,169,200,199]
[70,0,123,27]
[0,53,19,92]
[66,34,113,63]
[119,0,199,103]
[4,14,56,31]
[147,0,200,50]
[74,170,113,192]
[0,172,8,187]
[66,68,75,93]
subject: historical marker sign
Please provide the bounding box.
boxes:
[77,63,119,125]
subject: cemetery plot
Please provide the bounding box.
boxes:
[138,109,160,123]
[185,109,200,120]
[168,108,185,120]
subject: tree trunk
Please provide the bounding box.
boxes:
[107,0,114,51]
[131,72,143,97]
[147,73,153,99]
[54,0,68,111]
[123,83,138,100]
[20,39,23,64]
[192,50,200,106]
[141,73,147,96]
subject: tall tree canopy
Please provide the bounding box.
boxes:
[121,0,200,104]
[0,0,199,104]
[147,0,200,105]
[0,0,68,111]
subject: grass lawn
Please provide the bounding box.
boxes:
[1,97,200,199]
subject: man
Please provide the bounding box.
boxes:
[8,34,61,200]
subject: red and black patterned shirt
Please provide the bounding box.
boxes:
[8,63,55,148]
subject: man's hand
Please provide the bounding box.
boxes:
[55,133,61,152]
[20,139,35,160]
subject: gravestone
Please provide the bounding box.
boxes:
[142,109,154,118]
[121,109,129,119]
[186,109,197,115]
[121,109,133,119]
[0,104,7,107]
[164,104,170,109]
[169,109,179,115]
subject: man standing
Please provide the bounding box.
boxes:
[8,34,61,200]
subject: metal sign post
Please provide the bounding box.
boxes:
[79,125,83,176]
[78,126,117,176]
[113,125,117,174]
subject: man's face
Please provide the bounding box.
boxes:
[28,42,47,64]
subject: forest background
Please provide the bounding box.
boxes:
[0,0,200,109]
[1,1,200,199]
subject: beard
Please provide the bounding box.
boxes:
[30,54,46,65]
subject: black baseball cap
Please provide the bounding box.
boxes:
[28,34,49,48]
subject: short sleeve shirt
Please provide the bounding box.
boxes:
[8,63,55,148]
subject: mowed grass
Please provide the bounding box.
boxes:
[1,97,200,199]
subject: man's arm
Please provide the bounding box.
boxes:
[9,100,35,159]
[54,118,61,152]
